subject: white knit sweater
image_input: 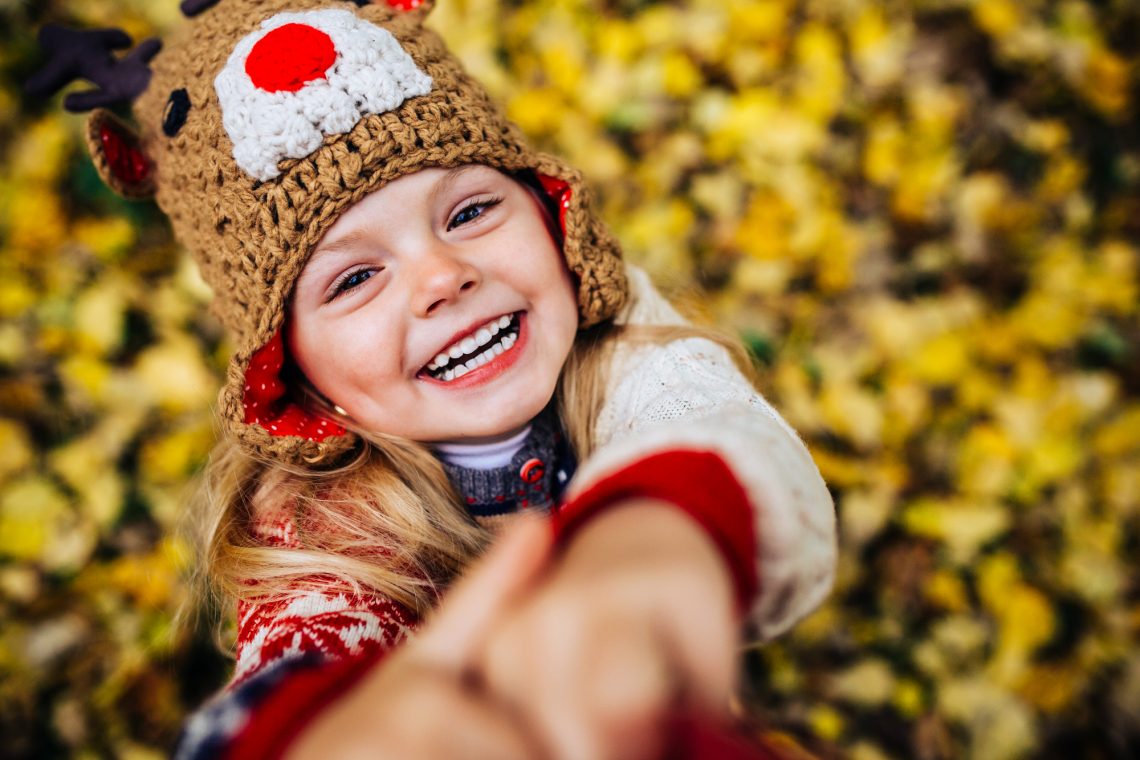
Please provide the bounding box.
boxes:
[572,265,836,639]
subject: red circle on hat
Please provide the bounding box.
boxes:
[246,23,337,93]
[520,458,545,484]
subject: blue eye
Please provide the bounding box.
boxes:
[447,196,502,231]
[329,267,376,300]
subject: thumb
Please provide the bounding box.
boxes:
[412,514,553,670]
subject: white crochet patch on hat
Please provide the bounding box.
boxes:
[215,8,432,181]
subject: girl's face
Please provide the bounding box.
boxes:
[287,165,580,444]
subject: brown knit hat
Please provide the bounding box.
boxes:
[39,0,627,466]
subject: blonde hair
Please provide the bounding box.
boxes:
[182,308,762,648]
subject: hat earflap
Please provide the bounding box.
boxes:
[84,110,157,199]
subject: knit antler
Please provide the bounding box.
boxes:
[25,25,161,113]
[180,0,222,17]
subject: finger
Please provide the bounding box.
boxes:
[402,675,545,760]
[486,619,672,760]
[663,593,738,717]
[440,691,546,760]
[414,514,553,669]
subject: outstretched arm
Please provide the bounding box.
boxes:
[471,265,835,760]
[564,264,836,638]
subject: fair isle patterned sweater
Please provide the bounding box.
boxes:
[175,265,836,759]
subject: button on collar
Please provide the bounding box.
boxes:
[519,458,545,484]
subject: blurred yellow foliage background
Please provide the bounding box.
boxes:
[2,0,1138,757]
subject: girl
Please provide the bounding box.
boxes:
[34,0,836,757]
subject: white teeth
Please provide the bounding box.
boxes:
[427,313,520,381]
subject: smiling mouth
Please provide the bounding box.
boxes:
[422,313,521,382]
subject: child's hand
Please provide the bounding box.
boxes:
[477,500,740,760]
[285,517,554,760]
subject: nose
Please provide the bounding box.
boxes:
[246,24,337,93]
[410,244,481,317]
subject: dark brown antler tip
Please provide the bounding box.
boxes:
[180,0,222,17]
[26,24,161,113]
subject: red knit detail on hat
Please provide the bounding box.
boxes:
[99,118,152,186]
[538,174,572,231]
[386,0,426,10]
[243,331,346,441]
[246,23,336,93]
[242,175,571,441]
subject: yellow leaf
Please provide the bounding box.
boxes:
[661,51,702,98]
[997,585,1054,653]
[957,424,1016,497]
[850,6,909,90]
[1102,461,1140,516]
[807,704,845,742]
[5,187,67,253]
[133,338,218,413]
[1094,405,1140,458]
[976,552,1021,615]
[840,488,895,548]
[820,381,883,449]
[72,279,128,355]
[507,87,564,136]
[0,273,37,319]
[909,332,971,385]
[729,0,790,43]
[972,0,1022,38]
[1061,546,1124,606]
[1018,663,1087,714]
[827,658,895,707]
[0,419,33,481]
[794,23,845,123]
[1082,47,1130,117]
[72,216,137,262]
[59,355,113,407]
[863,116,904,187]
[735,188,795,261]
[1022,435,1083,487]
[892,678,925,718]
[9,117,71,184]
[902,499,1011,563]
[0,477,68,561]
[938,676,1037,760]
[140,423,213,485]
[924,569,970,613]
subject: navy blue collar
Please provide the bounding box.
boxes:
[440,407,576,517]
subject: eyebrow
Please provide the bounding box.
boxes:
[310,228,373,262]
[428,164,481,208]
[309,165,483,263]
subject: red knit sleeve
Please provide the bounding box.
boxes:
[551,448,758,614]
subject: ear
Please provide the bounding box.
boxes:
[84,109,156,199]
[378,0,435,23]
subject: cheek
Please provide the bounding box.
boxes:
[286,313,386,400]
[549,265,581,361]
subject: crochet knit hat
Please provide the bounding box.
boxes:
[32,0,628,466]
